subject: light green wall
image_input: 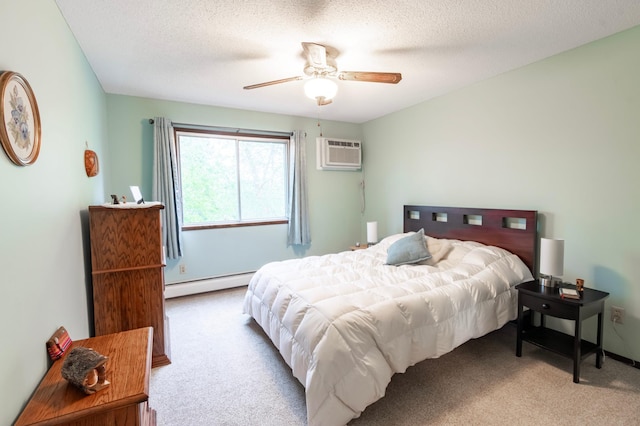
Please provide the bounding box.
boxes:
[362,26,640,361]
[105,95,364,283]
[2,4,638,423]
[0,3,109,425]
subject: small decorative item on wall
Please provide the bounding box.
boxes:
[84,141,99,177]
[0,71,41,166]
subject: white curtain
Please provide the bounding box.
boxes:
[287,130,311,245]
[152,117,183,259]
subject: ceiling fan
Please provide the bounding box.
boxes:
[243,42,402,106]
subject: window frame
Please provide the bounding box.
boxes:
[174,126,290,231]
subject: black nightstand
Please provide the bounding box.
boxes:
[515,280,609,383]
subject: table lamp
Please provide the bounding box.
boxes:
[539,238,564,287]
[367,221,378,247]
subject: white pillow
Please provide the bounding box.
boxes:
[419,237,453,266]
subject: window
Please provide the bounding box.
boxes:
[176,128,289,228]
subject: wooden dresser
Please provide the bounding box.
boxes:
[15,327,155,426]
[88,204,170,367]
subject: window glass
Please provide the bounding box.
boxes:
[239,140,287,220]
[177,130,288,227]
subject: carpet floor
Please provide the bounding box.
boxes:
[150,287,640,425]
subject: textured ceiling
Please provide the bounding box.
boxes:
[55,0,640,123]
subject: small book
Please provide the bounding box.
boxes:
[560,288,580,299]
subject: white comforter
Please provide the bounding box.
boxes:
[243,233,533,426]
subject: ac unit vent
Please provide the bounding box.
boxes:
[316,137,362,170]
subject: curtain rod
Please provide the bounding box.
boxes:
[148,119,292,138]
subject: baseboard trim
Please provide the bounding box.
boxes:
[165,273,254,299]
[604,350,639,369]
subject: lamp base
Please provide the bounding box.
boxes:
[540,277,555,287]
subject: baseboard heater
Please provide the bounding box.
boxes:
[165,272,254,299]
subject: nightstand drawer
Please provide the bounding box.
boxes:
[520,293,578,320]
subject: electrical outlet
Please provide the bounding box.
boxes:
[179,264,186,274]
[611,306,624,324]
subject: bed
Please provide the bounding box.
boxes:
[243,205,537,426]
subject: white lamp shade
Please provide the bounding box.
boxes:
[539,238,564,277]
[304,77,338,101]
[366,221,378,244]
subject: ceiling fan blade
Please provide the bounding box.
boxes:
[243,76,303,90]
[338,71,402,84]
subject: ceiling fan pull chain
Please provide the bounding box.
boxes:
[317,107,323,137]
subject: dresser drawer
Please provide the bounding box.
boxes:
[519,292,578,320]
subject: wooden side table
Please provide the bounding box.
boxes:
[515,280,609,383]
[15,327,156,426]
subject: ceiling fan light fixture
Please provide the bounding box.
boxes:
[304,77,338,102]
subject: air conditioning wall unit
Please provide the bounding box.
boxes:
[316,137,362,171]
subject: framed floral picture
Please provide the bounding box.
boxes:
[0,71,41,166]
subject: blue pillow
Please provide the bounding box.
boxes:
[386,229,432,266]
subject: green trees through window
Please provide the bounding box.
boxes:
[176,130,288,226]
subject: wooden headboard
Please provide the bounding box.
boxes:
[403,205,538,273]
